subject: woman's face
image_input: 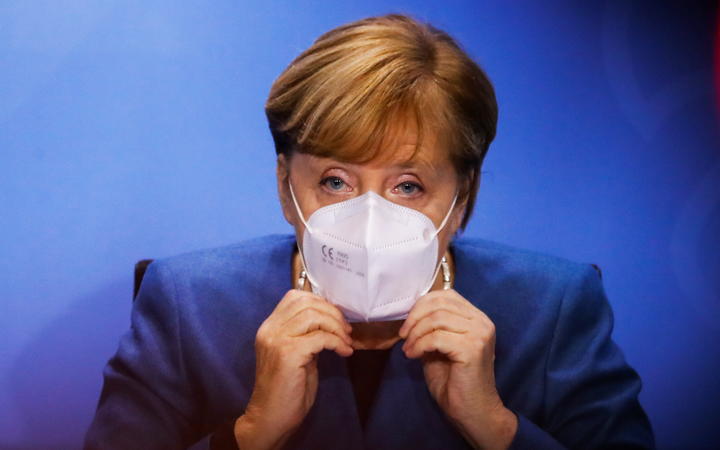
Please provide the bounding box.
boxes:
[277,128,467,263]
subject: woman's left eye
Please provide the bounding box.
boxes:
[395,182,422,196]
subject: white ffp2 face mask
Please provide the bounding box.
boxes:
[288,182,457,322]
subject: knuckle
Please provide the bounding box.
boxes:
[325,301,343,314]
[293,294,312,305]
[403,314,416,327]
[474,332,491,349]
[306,329,324,341]
[314,332,332,348]
[305,293,325,304]
[255,332,274,350]
[255,322,270,340]
[486,321,496,335]
[296,307,316,320]
[330,334,343,347]
[277,344,294,358]
[479,321,495,337]
[329,304,345,319]
[431,334,443,348]
[429,310,444,325]
[331,321,345,335]
[291,291,316,305]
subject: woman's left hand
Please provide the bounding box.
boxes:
[398,289,518,450]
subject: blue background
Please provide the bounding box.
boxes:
[1,1,718,448]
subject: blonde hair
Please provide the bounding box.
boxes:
[265,13,498,230]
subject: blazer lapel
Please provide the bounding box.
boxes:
[363,342,471,449]
[283,349,365,449]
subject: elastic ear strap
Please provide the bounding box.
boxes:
[297,240,323,291]
[288,181,323,292]
[295,240,308,272]
[424,254,449,294]
[434,191,459,237]
[288,180,312,233]
[295,240,309,288]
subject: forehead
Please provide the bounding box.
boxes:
[339,117,452,171]
[367,141,446,173]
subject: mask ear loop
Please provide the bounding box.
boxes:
[432,191,459,239]
[429,191,459,291]
[296,268,308,290]
[288,180,313,234]
[288,180,317,292]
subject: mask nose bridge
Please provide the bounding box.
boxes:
[364,194,374,249]
[363,193,379,322]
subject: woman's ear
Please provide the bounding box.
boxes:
[449,170,477,234]
[276,153,296,226]
[449,196,467,236]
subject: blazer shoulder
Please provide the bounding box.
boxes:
[452,235,594,286]
[136,234,296,337]
[451,235,606,326]
[147,233,296,281]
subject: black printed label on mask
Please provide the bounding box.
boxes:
[319,245,359,275]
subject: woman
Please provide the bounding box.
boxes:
[85,14,654,449]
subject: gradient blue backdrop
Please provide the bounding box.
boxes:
[1,1,718,448]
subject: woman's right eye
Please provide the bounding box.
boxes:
[320,176,347,191]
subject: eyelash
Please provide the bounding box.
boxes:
[319,176,424,197]
[393,181,423,196]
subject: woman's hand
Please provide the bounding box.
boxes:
[234,289,354,450]
[398,289,517,450]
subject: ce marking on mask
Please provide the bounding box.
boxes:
[321,245,334,260]
[320,245,363,278]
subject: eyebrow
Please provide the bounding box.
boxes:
[394,157,439,172]
[314,151,442,175]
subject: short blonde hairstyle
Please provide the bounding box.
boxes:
[265,13,498,230]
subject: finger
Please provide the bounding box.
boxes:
[401,309,470,352]
[399,290,472,338]
[275,290,351,333]
[404,329,469,362]
[284,307,353,345]
[273,289,325,314]
[299,329,354,358]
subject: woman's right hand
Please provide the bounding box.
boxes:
[234,289,354,449]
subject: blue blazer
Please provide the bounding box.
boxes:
[84,234,654,449]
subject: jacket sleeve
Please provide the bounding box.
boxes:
[84,260,205,449]
[508,264,655,449]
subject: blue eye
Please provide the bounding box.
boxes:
[321,176,346,191]
[396,181,422,195]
